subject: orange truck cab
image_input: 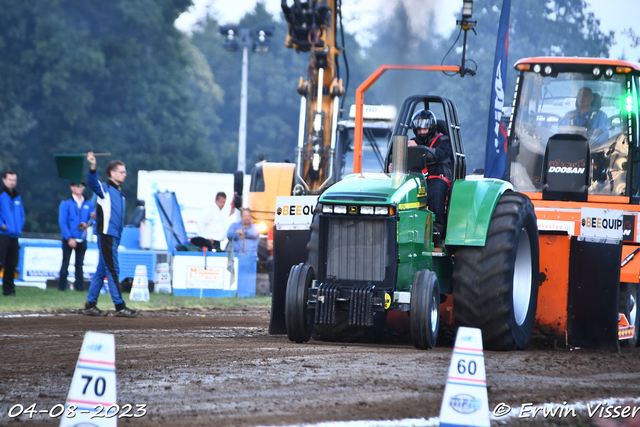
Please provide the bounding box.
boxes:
[506,57,640,349]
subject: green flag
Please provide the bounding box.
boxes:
[54,154,85,185]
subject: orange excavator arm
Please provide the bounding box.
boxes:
[282,0,344,194]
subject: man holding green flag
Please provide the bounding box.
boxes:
[82,152,139,318]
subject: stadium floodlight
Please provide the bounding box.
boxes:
[220,26,274,172]
[462,0,474,20]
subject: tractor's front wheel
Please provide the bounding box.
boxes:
[453,191,539,351]
[410,270,440,350]
[285,264,315,343]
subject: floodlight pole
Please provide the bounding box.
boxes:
[456,1,477,77]
[220,27,271,173]
[238,40,249,173]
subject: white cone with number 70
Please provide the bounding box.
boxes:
[439,327,490,427]
[60,331,118,427]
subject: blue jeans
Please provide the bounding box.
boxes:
[86,235,124,308]
[58,239,87,291]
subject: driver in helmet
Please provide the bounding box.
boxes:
[389,109,453,245]
[560,87,609,144]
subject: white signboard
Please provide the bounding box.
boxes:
[22,247,99,282]
[580,207,624,239]
[537,219,575,235]
[137,170,251,250]
[274,196,319,230]
[172,255,237,290]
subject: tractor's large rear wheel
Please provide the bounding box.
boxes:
[410,270,440,350]
[620,282,639,348]
[453,191,539,351]
[285,264,314,343]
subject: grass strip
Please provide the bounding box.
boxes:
[0,287,271,312]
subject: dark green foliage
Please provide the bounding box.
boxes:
[0,0,615,233]
[0,0,220,232]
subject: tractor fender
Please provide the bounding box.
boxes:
[445,178,513,246]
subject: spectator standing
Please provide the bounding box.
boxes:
[0,171,24,296]
[82,152,139,317]
[198,191,231,251]
[58,182,94,291]
[227,208,260,253]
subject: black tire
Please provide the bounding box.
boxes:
[285,264,314,343]
[119,278,153,293]
[410,270,440,350]
[620,282,639,348]
[257,239,270,262]
[120,278,133,293]
[453,191,539,351]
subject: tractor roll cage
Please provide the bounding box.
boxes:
[352,64,461,174]
[388,95,466,181]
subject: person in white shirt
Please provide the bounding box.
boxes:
[199,192,231,251]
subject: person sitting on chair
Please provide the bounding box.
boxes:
[560,87,609,144]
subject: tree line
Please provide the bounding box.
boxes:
[0,0,614,233]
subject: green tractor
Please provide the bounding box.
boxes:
[285,94,540,350]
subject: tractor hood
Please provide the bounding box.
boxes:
[319,173,426,208]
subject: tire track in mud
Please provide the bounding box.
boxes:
[1,308,639,426]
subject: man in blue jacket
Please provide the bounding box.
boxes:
[58,182,94,291]
[82,152,139,317]
[0,170,25,296]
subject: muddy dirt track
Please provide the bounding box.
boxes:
[1,307,640,427]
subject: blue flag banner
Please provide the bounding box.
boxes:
[484,0,511,179]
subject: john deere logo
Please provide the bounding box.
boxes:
[384,293,391,309]
[277,207,283,215]
[349,206,357,214]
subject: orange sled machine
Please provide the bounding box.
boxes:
[506,56,639,350]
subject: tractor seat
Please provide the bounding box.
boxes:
[437,119,450,138]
